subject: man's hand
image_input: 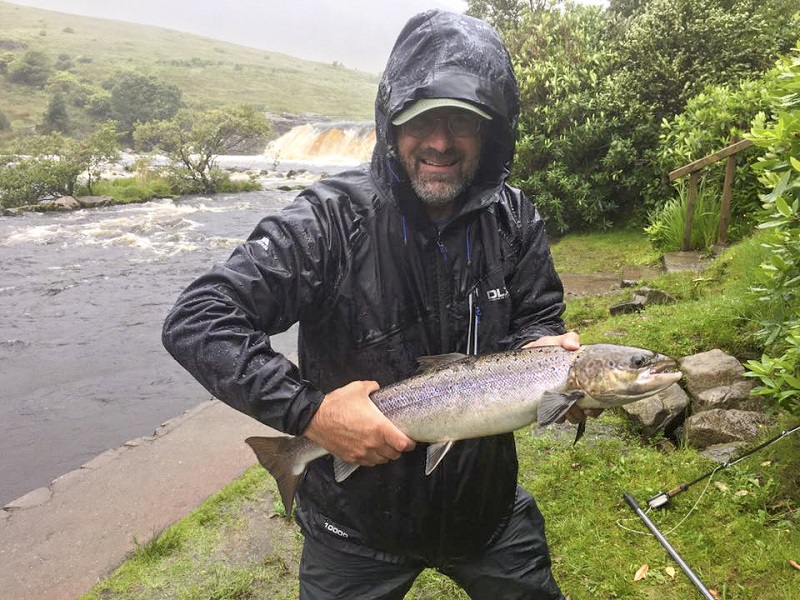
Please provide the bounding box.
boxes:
[522,331,580,351]
[522,331,602,424]
[303,380,416,466]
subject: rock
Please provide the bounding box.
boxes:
[635,287,676,305]
[609,296,645,315]
[680,349,745,395]
[683,408,763,449]
[75,195,113,208]
[609,287,676,316]
[621,383,690,436]
[700,441,749,464]
[693,380,760,412]
[49,195,80,210]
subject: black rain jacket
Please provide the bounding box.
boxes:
[162,9,566,564]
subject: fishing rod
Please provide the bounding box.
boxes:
[623,492,717,600]
[646,423,800,510]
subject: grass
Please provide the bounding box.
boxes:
[79,230,800,600]
[549,228,662,275]
[644,177,723,252]
[560,231,772,360]
[0,1,376,142]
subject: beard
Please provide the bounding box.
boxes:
[400,149,480,210]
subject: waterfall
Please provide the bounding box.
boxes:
[265,121,376,164]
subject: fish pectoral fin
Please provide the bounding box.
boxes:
[333,457,360,483]
[572,419,587,445]
[537,390,585,427]
[425,440,455,475]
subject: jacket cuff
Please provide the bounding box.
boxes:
[284,385,326,436]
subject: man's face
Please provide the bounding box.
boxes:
[395,108,484,214]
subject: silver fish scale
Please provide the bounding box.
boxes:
[370,347,578,442]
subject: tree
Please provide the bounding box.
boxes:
[108,72,184,139]
[41,92,70,134]
[507,0,800,232]
[7,49,52,87]
[133,105,270,194]
[0,122,121,208]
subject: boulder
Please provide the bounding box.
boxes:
[621,383,690,436]
[700,441,749,464]
[683,408,763,449]
[75,195,113,208]
[680,349,746,397]
[693,380,761,412]
[49,195,80,210]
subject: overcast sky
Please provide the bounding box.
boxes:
[5,0,475,73]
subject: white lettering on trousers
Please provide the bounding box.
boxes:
[324,521,349,538]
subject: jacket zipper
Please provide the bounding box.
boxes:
[435,232,450,353]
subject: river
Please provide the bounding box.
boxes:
[0,186,308,506]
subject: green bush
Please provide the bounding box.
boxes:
[652,79,770,232]
[743,42,800,416]
[7,49,52,87]
[644,176,721,251]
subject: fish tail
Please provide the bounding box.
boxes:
[245,436,305,516]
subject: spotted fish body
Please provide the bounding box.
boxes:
[247,344,682,514]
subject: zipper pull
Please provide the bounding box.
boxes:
[437,240,448,261]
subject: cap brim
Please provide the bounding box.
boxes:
[392,98,492,125]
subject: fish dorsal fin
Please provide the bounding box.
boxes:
[537,390,585,427]
[333,457,360,483]
[425,440,455,475]
[416,353,469,373]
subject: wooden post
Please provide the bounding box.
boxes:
[717,153,737,247]
[682,171,700,252]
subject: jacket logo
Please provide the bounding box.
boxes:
[486,287,509,301]
[323,521,350,538]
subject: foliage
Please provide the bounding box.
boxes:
[0,122,120,207]
[505,0,800,233]
[743,44,800,415]
[653,79,770,231]
[107,72,184,140]
[509,2,620,232]
[133,105,271,194]
[644,175,722,252]
[41,91,70,134]
[0,2,376,144]
[6,48,52,86]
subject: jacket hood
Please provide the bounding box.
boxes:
[372,10,520,191]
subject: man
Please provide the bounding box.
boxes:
[163,9,586,599]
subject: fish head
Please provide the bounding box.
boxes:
[570,344,682,406]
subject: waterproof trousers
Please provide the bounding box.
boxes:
[298,487,565,600]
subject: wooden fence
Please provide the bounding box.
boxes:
[668,138,754,251]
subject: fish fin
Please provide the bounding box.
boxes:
[537,390,585,427]
[425,440,455,475]
[416,353,469,373]
[245,436,305,516]
[572,419,587,445]
[333,457,360,482]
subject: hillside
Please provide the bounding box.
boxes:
[0,1,378,141]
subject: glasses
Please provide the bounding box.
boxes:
[399,112,483,138]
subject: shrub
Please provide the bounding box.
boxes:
[743,43,800,416]
[644,176,721,251]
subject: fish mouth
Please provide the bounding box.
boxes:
[648,357,679,375]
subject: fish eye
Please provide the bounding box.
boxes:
[631,355,647,368]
